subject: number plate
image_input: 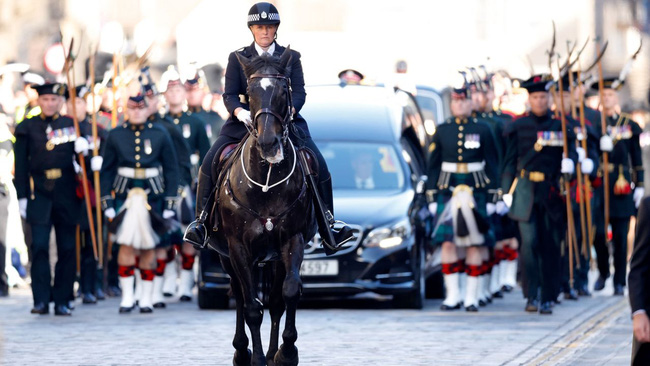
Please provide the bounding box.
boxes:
[300,260,339,276]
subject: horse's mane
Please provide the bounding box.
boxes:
[242,54,286,78]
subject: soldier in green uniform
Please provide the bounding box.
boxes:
[427,84,499,312]
[555,73,599,300]
[501,74,578,314]
[161,67,210,302]
[590,77,644,296]
[14,83,82,316]
[100,94,179,313]
[141,73,191,308]
[64,85,108,304]
[184,67,225,144]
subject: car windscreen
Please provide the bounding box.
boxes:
[315,141,405,191]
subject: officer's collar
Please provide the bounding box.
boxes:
[40,112,60,120]
[128,122,146,131]
[188,106,202,113]
[254,41,276,56]
[454,117,468,124]
[147,114,157,122]
[169,111,183,119]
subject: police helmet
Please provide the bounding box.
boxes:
[247,2,280,27]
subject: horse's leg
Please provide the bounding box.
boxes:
[266,261,287,366]
[229,246,266,366]
[222,257,252,366]
[274,235,304,366]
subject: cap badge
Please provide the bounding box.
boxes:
[261,11,267,19]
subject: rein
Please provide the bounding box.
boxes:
[243,72,294,143]
[240,137,297,192]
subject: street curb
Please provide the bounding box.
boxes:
[502,296,627,365]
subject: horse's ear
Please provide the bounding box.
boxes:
[235,52,253,78]
[279,45,293,76]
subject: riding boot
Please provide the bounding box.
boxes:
[317,175,355,249]
[184,171,213,249]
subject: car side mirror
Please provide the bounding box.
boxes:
[415,175,427,194]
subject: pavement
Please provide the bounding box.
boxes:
[0,270,635,366]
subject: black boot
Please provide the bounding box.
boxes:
[317,175,355,252]
[184,171,213,249]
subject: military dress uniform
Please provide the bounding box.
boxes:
[100,97,180,312]
[593,111,643,293]
[427,99,498,311]
[184,73,225,144]
[163,109,210,182]
[501,76,578,314]
[14,83,81,315]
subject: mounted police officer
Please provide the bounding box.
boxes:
[501,74,578,315]
[427,83,499,312]
[184,2,354,250]
[14,83,82,316]
[591,76,644,296]
[100,94,179,313]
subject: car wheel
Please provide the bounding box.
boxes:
[198,288,230,310]
[392,243,425,309]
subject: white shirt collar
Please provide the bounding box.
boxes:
[255,42,276,56]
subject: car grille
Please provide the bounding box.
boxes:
[303,223,363,259]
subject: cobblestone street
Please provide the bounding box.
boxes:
[0,271,634,366]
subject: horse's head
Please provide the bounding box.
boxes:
[236,47,294,164]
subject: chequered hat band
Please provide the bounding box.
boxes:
[248,12,279,22]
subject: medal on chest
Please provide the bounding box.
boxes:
[144,139,152,155]
[183,124,191,138]
[464,134,481,149]
[535,131,563,151]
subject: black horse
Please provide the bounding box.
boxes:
[207,48,317,366]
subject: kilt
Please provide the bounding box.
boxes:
[431,173,492,247]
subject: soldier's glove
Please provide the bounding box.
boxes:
[502,193,513,208]
[486,203,497,215]
[576,147,586,162]
[162,209,175,219]
[104,208,116,220]
[90,156,103,172]
[561,158,575,174]
[74,136,90,155]
[634,187,645,209]
[237,109,252,125]
[496,201,509,215]
[190,153,200,166]
[72,158,82,174]
[428,202,438,214]
[600,135,614,152]
[19,198,27,219]
[581,158,594,175]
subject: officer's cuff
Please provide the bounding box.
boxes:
[101,196,114,211]
[165,197,177,211]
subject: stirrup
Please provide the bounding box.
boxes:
[183,218,208,250]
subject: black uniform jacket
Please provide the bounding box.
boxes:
[630,196,650,315]
[162,111,210,166]
[501,111,578,222]
[100,121,179,211]
[14,113,81,225]
[220,42,309,140]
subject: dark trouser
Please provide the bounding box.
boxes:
[0,188,8,294]
[201,132,333,212]
[96,242,120,289]
[593,217,629,286]
[562,206,590,291]
[80,230,97,295]
[518,203,561,303]
[30,223,76,306]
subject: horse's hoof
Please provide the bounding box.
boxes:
[233,349,252,366]
[274,345,298,366]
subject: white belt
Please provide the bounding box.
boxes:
[117,167,160,179]
[441,161,485,173]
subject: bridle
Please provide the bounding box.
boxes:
[244,72,294,144]
[239,71,300,193]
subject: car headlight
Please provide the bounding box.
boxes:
[362,218,412,249]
